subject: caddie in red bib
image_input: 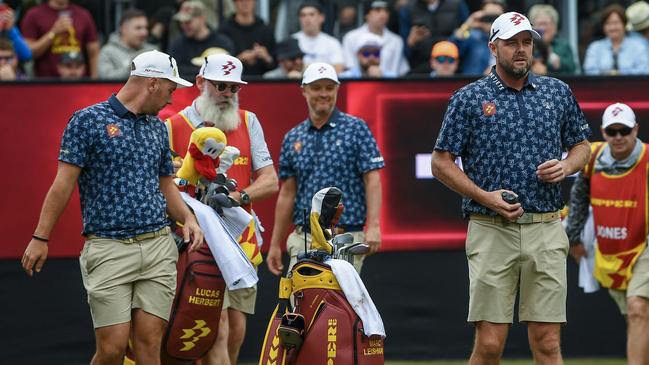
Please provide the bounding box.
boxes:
[566,102,649,365]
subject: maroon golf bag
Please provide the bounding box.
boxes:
[258,259,384,365]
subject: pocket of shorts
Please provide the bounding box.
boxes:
[465,221,478,257]
[538,222,569,271]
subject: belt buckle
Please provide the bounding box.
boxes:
[516,213,533,224]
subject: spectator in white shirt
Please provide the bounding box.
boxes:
[342,0,409,76]
[292,0,344,73]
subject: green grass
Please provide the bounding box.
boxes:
[243,360,626,365]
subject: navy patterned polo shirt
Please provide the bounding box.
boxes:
[434,69,591,217]
[59,94,174,238]
[279,108,385,227]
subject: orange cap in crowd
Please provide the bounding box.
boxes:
[431,41,459,59]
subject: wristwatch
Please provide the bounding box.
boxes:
[239,190,251,205]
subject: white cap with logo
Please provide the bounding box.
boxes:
[489,12,541,42]
[130,50,192,87]
[602,102,636,128]
[301,62,340,86]
[199,54,247,84]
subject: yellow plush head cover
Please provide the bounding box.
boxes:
[177,127,227,185]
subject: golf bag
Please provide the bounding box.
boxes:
[259,259,384,365]
[124,241,225,365]
[258,187,384,365]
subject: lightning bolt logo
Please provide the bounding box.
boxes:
[179,320,212,351]
[510,13,525,25]
[222,61,236,75]
[611,106,624,116]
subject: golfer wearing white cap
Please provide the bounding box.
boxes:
[21,50,202,364]
[267,62,385,277]
[164,53,278,365]
[567,102,649,365]
[432,12,592,364]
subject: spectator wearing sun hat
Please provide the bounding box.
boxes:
[627,1,649,54]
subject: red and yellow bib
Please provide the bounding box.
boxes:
[586,142,649,289]
[166,110,262,267]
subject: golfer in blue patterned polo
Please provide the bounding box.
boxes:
[432,13,591,364]
[21,50,204,364]
[266,62,384,275]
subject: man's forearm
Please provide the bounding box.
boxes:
[363,170,381,229]
[563,140,591,176]
[431,151,486,205]
[161,176,194,223]
[565,173,591,245]
[246,166,279,202]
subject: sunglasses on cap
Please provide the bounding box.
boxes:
[209,80,241,93]
[360,49,381,58]
[434,56,456,64]
[604,126,633,137]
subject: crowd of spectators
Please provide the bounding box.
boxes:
[2,0,649,81]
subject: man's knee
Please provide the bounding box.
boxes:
[474,336,506,359]
[528,325,561,356]
[627,297,649,324]
[95,340,128,362]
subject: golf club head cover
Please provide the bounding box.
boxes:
[309,187,343,254]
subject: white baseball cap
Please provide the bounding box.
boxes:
[199,54,247,84]
[355,32,384,52]
[301,62,340,86]
[489,12,541,42]
[602,102,636,129]
[130,50,192,87]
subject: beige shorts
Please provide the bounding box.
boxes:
[79,234,178,328]
[465,218,568,323]
[286,227,366,274]
[223,285,257,314]
[608,245,649,314]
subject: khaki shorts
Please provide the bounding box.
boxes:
[79,234,178,328]
[223,285,257,314]
[286,227,366,274]
[608,245,649,314]
[465,218,568,323]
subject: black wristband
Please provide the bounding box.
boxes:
[32,235,49,243]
